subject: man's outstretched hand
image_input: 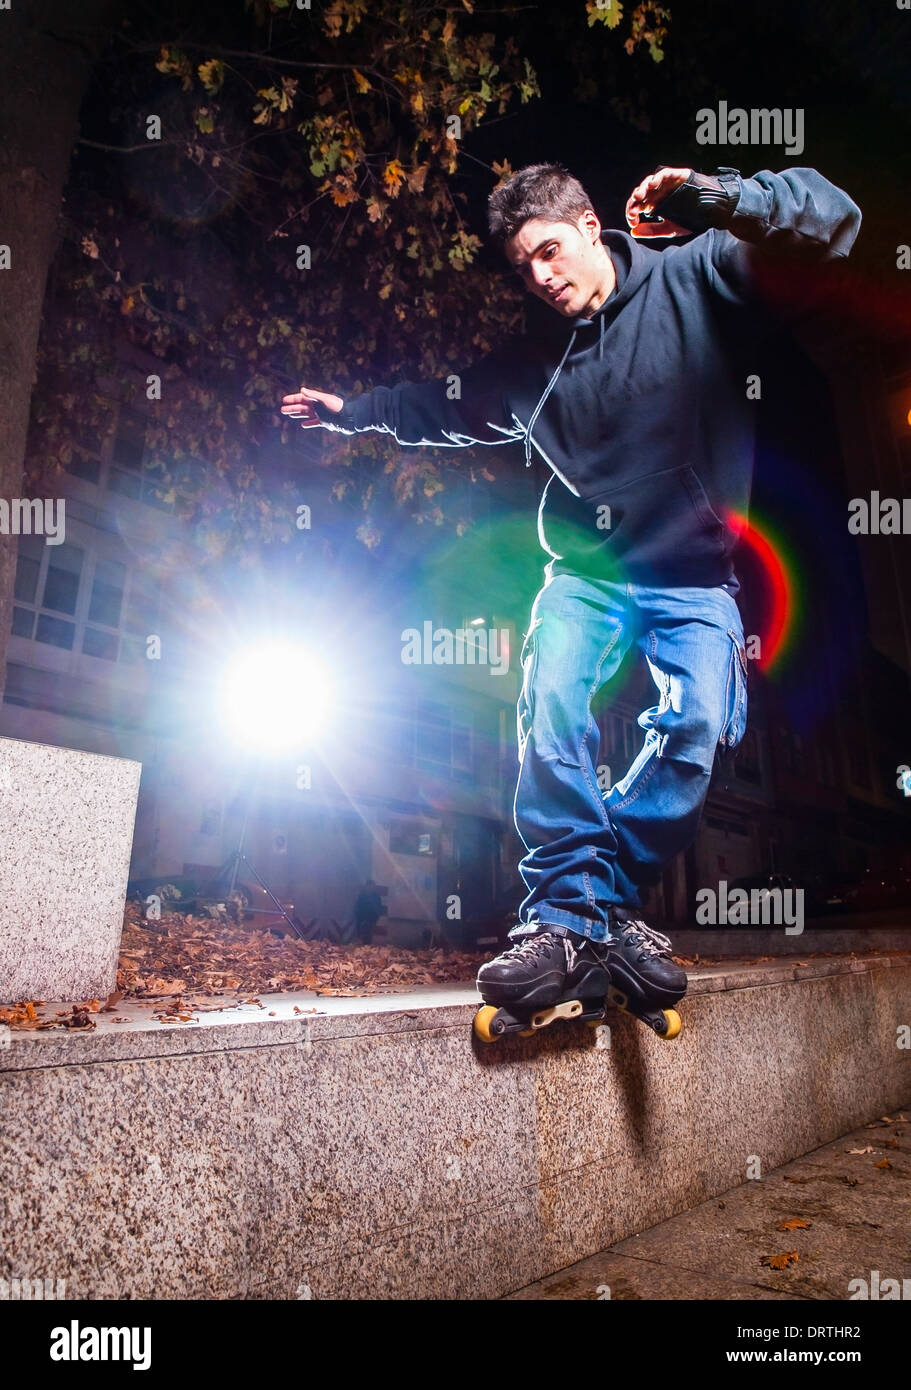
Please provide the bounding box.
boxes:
[281,385,344,428]
[625,166,693,239]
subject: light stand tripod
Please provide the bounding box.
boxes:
[209,788,306,940]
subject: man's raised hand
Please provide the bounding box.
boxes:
[625,166,693,239]
[280,385,344,428]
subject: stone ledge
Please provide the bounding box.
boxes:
[3,950,909,1072]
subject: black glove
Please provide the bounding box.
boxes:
[646,167,741,233]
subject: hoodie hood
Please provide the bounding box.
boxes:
[521,229,658,465]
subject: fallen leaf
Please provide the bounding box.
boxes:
[62,1007,96,1030]
[776,1218,812,1231]
[760,1251,799,1269]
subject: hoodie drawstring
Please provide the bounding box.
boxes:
[524,315,607,465]
[524,328,577,467]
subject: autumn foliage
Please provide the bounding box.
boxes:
[26,0,668,551]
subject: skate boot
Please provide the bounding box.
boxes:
[474,930,611,1042]
[604,915,687,1039]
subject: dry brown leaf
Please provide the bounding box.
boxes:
[109,908,489,1014]
[62,1006,96,1030]
[760,1251,799,1269]
[776,1218,811,1231]
[848,1146,874,1155]
[874,1158,892,1170]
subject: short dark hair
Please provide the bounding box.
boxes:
[487,163,595,251]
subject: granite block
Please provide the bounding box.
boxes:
[242,1027,539,1267]
[248,1186,545,1300]
[0,1053,250,1299]
[0,737,141,1002]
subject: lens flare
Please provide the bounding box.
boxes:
[727,510,794,673]
[219,643,334,752]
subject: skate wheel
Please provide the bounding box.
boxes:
[518,1027,536,1038]
[661,1008,682,1039]
[473,1006,501,1043]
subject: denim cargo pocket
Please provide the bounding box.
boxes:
[718,629,749,751]
[517,617,542,761]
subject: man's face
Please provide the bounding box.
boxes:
[504,212,608,319]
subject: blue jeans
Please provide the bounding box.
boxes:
[509,571,748,944]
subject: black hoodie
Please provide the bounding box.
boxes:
[316,167,861,588]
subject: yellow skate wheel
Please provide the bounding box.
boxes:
[518,1026,536,1038]
[661,1008,682,1039]
[474,1006,501,1043]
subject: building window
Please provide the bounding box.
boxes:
[10,534,160,666]
[200,801,222,836]
[12,540,85,650]
[415,700,474,779]
[65,451,102,485]
[42,542,83,620]
[452,720,473,774]
[109,411,173,511]
[734,727,761,784]
[417,700,451,768]
[62,404,114,487]
[389,818,435,856]
[778,727,806,777]
[61,399,205,514]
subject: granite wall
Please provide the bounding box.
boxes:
[1,953,908,1299]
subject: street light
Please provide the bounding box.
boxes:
[211,639,337,938]
[218,640,335,753]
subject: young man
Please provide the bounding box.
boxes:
[281,162,861,1022]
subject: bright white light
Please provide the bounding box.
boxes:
[219,642,335,752]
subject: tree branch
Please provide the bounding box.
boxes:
[77,138,182,153]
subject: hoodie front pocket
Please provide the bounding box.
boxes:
[579,464,727,571]
[679,466,727,533]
